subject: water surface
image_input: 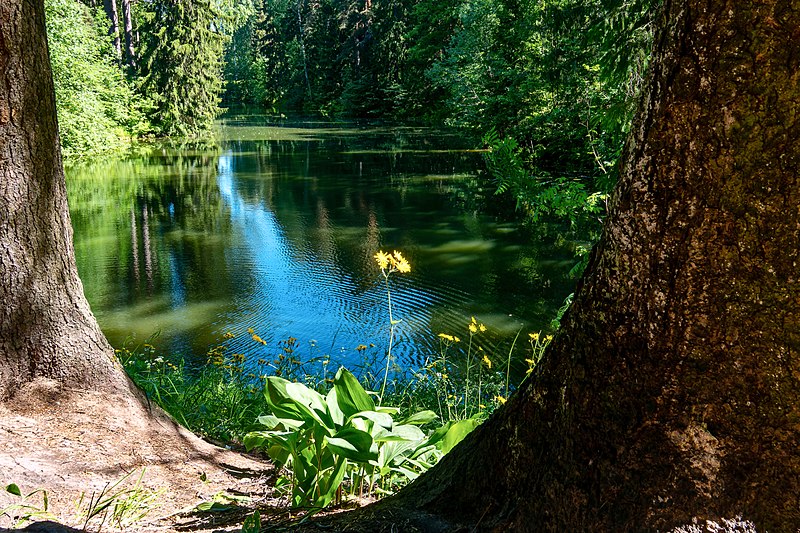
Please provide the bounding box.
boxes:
[67,116,577,376]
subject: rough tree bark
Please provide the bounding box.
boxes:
[0,10,271,529]
[336,0,800,531]
[121,0,136,69]
[0,0,128,398]
[103,0,122,60]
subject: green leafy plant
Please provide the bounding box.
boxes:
[242,510,261,533]
[1,484,51,528]
[244,367,471,510]
[192,491,251,513]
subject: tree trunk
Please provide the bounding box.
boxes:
[0,0,128,398]
[121,0,136,69]
[103,0,121,60]
[344,0,800,530]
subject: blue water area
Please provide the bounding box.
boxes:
[67,115,579,378]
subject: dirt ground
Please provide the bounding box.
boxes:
[0,378,284,532]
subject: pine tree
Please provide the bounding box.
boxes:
[138,0,228,137]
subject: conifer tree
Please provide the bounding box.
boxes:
[138,0,228,136]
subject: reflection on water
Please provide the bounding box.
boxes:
[67,116,578,376]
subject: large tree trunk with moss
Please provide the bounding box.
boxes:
[0,0,128,399]
[343,1,800,531]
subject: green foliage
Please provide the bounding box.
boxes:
[74,469,161,531]
[2,472,158,531]
[243,367,473,509]
[137,0,231,136]
[1,485,51,528]
[218,0,656,230]
[118,340,268,443]
[44,0,148,159]
[242,510,261,533]
[484,129,608,227]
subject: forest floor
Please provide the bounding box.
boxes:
[0,378,293,532]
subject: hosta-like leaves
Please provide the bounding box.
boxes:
[333,367,375,417]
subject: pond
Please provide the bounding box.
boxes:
[66,115,578,378]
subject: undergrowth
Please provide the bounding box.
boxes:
[116,250,561,512]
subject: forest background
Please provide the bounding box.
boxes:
[47,0,655,229]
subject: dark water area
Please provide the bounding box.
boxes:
[66,115,579,379]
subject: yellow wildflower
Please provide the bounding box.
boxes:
[469,323,478,333]
[247,327,255,334]
[356,344,368,352]
[529,332,540,341]
[375,249,412,273]
[438,333,455,342]
[392,250,411,273]
[495,395,507,405]
[479,404,486,409]
[374,251,390,270]
[454,336,461,343]
[545,335,554,342]
[482,355,492,369]
[479,324,487,332]
[223,331,235,339]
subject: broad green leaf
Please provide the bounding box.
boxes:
[439,418,480,454]
[424,421,453,447]
[257,414,303,430]
[326,427,378,463]
[194,501,237,512]
[326,388,345,427]
[398,410,438,426]
[410,443,439,460]
[376,423,425,443]
[376,439,416,469]
[312,457,347,509]
[267,443,290,467]
[264,377,309,421]
[351,410,393,432]
[243,431,269,451]
[6,483,21,497]
[333,367,374,417]
[242,511,261,533]
[284,381,333,430]
[393,465,419,481]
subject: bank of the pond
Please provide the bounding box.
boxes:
[118,324,553,445]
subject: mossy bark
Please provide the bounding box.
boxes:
[336,1,800,531]
[0,0,128,398]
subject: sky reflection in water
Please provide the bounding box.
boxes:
[68,117,578,377]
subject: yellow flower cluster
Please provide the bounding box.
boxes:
[468,316,487,334]
[438,333,461,343]
[374,250,411,273]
